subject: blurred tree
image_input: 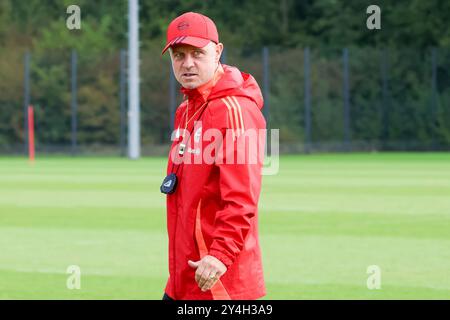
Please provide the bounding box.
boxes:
[0,0,449,151]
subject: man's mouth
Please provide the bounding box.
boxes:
[182,73,197,78]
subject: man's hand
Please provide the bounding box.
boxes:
[188,255,227,292]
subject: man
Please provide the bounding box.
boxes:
[161,12,266,300]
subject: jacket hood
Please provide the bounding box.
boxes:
[181,64,264,110]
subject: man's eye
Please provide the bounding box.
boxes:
[193,51,203,57]
[174,52,183,59]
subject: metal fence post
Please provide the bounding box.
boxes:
[127,0,141,159]
[431,47,438,150]
[343,48,351,151]
[169,63,176,133]
[262,47,270,151]
[23,51,30,155]
[262,47,270,124]
[71,49,78,156]
[220,47,227,64]
[304,47,311,153]
[381,48,389,149]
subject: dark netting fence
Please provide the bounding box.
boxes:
[0,46,449,156]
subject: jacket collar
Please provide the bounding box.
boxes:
[180,63,224,104]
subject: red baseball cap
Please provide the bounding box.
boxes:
[162,12,219,55]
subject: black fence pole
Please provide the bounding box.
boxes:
[431,47,438,151]
[169,63,176,133]
[71,49,78,156]
[23,51,30,155]
[262,47,270,151]
[220,47,227,64]
[120,49,127,156]
[381,49,389,150]
[262,46,270,124]
[304,47,311,154]
[343,48,351,151]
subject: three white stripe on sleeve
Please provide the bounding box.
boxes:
[221,96,245,140]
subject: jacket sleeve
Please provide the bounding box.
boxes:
[208,97,265,268]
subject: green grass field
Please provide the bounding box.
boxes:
[0,153,449,299]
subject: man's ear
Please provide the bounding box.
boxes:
[215,43,224,63]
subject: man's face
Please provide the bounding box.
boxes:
[170,42,223,89]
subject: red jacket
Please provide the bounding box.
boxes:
[164,64,266,300]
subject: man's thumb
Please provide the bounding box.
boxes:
[188,260,199,268]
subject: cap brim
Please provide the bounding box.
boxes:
[161,36,211,55]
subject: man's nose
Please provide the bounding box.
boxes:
[182,54,195,68]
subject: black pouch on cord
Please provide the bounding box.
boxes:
[160,173,178,194]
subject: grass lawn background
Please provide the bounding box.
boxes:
[0,153,449,299]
